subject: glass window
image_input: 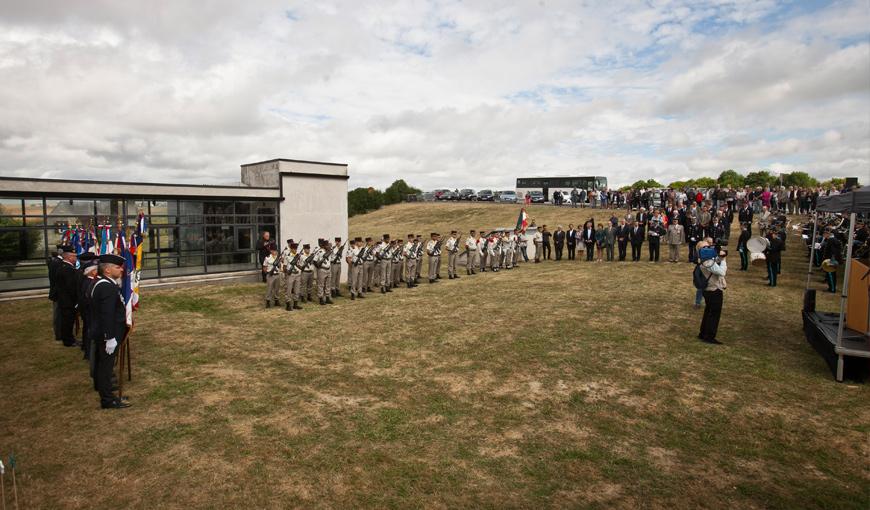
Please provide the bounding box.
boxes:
[205,225,234,254]
[95,199,123,217]
[152,227,178,253]
[235,202,252,214]
[237,226,252,250]
[0,198,23,216]
[0,227,44,264]
[24,198,44,216]
[180,226,204,251]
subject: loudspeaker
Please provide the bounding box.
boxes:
[803,289,816,313]
[845,177,858,190]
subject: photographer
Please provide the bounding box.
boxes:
[697,246,728,345]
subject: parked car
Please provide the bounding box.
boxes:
[498,190,518,203]
[434,189,451,200]
[421,192,436,201]
[528,190,545,203]
[444,191,460,201]
[477,189,495,201]
[459,188,476,200]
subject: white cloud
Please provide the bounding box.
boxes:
[0,0,867,191]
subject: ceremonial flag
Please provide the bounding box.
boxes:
[137,211,147,237]
[515,208,529,232]
[114,227,128,255]
[128,231,141,313]
[122,241,135,326]
[100,225,114,255]
[71,227,82,255]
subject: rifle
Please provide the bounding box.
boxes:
[415,241,424,258]
[331,240,348,264]
[300,248,319,271]
[429,239,443,256]
[353,245,368,266]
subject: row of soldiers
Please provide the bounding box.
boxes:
[47,247,131,409]
[260,230,529,308]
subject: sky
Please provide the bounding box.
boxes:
[0,0,868,190]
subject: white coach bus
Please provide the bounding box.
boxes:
[516,176,608,202]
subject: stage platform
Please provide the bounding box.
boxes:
[803,311,870,381]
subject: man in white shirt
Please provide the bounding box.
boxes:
[698,246,728,345]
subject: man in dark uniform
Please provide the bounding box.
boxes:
[56,245,80,347]
[686,217,703,264]
[738,202,753,236]
[566,224,577,260]
[647,220,665,262]
[764,230,784,287]
[91,254,131,409]
[821,229,843,293]
[47,245,64,341]
[553,226,565,261]
[77,252,99,360]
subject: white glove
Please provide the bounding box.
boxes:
[105,338,118,355]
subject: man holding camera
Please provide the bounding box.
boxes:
[698,246,728,345]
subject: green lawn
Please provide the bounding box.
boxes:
[0,203,868,509]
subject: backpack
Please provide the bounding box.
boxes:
[692,263,712,290]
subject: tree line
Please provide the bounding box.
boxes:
[621,170,846,192]
[348,179,422,217]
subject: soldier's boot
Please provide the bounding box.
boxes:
[436,274,441,280]
[286,302,292,311]
[407,281,413,288]
[386,285,393,292]
[358,292,365,298]
[294,300,302,310]
[454,274,460,279]
[381,286,386,294]
[319,297,325,305]
[429,279,435,284]
[266,300,271,308]
[448,274,453,279]
[351,292,356,301]
[326,296,333,304]
[273,299,279,307]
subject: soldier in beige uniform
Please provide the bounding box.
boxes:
[348,237,366,300]
[362,237,375,293]
[414,234,424,281]
[298,243,316,302]
[465,230,478,275]
[372,236,386,292]
[314,239,334,305]
[390,239,403,288]
[426,233,441,283]
[330,236,344,297]
[262,247,281,308]
[379,235,393,293]
[283,242,303,310]
[445,230,461,279]
[346,236,360,294]
[403,234,419,288]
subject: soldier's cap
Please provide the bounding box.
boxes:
[286,238,294,244]
[290,242,299,248]
[334,236,341,241]
[354,236,363,242]
[99,253,126,266]
[407,234,414,239]
[470,229,476,233]
[364,237,372,242]
[303,243,310,249]
[60,245,75,253]
[431,232,437,236]
[450,230,457,234]
[78,252,97,262]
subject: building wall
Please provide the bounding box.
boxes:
[279,174,349,282]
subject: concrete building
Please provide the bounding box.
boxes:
[0,158,348,293]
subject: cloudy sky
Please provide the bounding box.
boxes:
[0,0,868,190]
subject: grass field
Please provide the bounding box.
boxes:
[1,202,868,509]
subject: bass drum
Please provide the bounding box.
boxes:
[746,236,769,253]
[750,252,767,267]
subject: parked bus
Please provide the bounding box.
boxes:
[516,176,608,202]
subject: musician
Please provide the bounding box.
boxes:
[698,247,727,345]
[821,229,843,293]
[736,224,750,271]
[629,221,645,262]
[553,226,566,261]
[616,218,630,261]
[764,231,784,287]
[566,223,577,260]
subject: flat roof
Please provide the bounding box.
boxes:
[0,176,281,200]
[241,158,348,168]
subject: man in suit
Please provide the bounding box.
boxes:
[566,224,577,260]
[553,226,566,261]
[629,221,645,262]
[667,219,685,262]
[738,202,753,236]
[647,220,665,262]
[616,219,630,261]
[47,245,64,341]
[635,208,649,228]
[541,225,552,260]
[604,222,617,261]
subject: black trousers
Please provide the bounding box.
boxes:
[60,305,76,346]
[555,243,564,260]
[631,242,643,261]
[567,243,576,260]
[542,243,551,259]
[618,240,628,260]
[94,343,116,406]
[585,242,595,261]
[648,238,660,261]
[699,289,724,341]
[52,301,61,340]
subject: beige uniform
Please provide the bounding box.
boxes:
[445,237,458,277]
[349,246,365,296]
[426,239,439,280]
[330,244,343,293]
[299,250,315,300]
[313,248,331,299]
[379,244,393,288]
[391,245,403,284]
[404,241,418,282]
[263,254,281,302]
[465,236,478,274]
[283,251,301,302]
[363,244,376,290]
